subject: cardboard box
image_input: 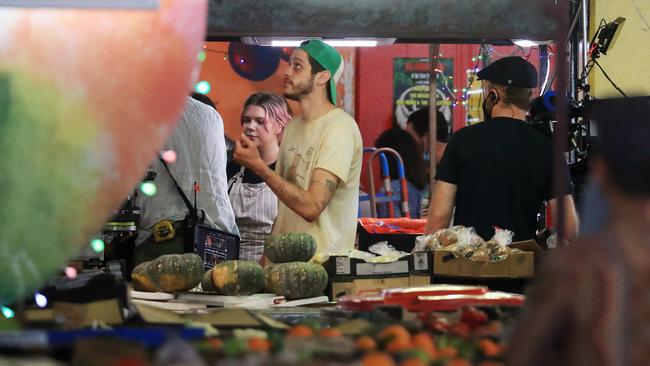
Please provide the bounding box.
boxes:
[432,250,534,278]
[329,275,431,300]
[410,251,433,273]
[357,220,422,253]
[325,255,413,278]
[330,279,355,300]
[510,239,544,256]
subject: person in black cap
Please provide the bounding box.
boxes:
[425,56,579,242]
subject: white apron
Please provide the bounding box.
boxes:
[227,166,277,262]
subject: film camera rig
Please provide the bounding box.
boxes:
[526,16,626,201]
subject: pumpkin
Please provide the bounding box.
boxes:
[265,262,328,299]
[264,232,317,263]
[263,263,277,293]
[131,253,203,292]
[211,260,264,296]
[201,269,216,292]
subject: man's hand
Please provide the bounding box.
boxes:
[234,134,264,173]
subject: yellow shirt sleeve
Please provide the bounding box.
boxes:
[314,120,356,187]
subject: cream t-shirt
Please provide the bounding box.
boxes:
[272,108,362,261]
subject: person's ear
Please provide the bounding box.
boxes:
[318,70,332,86]
[490,89,500,104]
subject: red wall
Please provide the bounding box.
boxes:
[355,44,543,191]
[356,44,542,147]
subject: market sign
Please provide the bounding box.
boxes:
[393,57,454,129]
[0,0,157,8]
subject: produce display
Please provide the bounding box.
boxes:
[264,262,328,299]
[264,232,317,263]
[131,253,203,292]
[190,305,513,366]
[211,260,265,296]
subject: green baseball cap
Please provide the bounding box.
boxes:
[299,40,344,105]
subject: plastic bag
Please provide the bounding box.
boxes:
[414,226,484,252]
[348,248,378,262]
[368,241,410,263]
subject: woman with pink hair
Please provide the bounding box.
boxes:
[227,92,292,262]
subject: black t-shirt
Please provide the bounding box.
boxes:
[436,117,573,241]
[227,161,276,184]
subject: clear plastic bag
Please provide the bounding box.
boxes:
[483,227,515,262]
[368,241,410,263]
[414,226,484,252]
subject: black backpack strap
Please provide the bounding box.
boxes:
[157,155,198,222]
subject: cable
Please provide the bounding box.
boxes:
[592,59,627,97]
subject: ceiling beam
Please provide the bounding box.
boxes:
[207,0,558,43]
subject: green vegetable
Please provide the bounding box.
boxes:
[264,232,317,263]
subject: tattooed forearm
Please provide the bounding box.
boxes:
[325,178,337,193]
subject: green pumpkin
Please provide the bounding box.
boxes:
[211,260,264,296]
[263,263,276,293]
[266,262,328,299]
[264,232,317,263]
[131,253,203,292]
[201,269,216,292]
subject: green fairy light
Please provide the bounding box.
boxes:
[140,182,157,196]
[90,239,104,253]
[1,306,15,319]
[194,81,211,95]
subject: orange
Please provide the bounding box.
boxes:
[287,324,314,337]
[355,336,377,352]
[411,332,437,359]
[362,352,397,366]
[385,338,412,353]
[319,328,343,337]
[478,339,502,358]
[247,337,270,353]
[207,338,222,349]
[379,324,411,344]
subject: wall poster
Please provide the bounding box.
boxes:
[393,57,454,129]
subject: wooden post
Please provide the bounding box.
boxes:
[428,44,440,191]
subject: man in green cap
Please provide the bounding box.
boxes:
[234,40,362,262]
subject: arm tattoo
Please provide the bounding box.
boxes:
[325,179,337,193]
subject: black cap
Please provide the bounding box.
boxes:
[477,56,538,88]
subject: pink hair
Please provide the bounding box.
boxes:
[241,92,293,140]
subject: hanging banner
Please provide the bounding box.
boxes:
[393,57,454,129]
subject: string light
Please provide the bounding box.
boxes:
[90,239,105,253]
[65,266,78,279]
[194,81,211,95]
[196,51,206,63]
[1,306,14,319]
[35,293,48,308]
[459,44,489,113]
[140,182,157,197]
[203,47,230,61]
[161,150,177,164]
